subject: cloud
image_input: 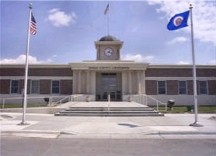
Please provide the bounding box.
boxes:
[167,36,188,45]
[48,8,77,27]
[147,0,216,46]
[177,61,190,65]
[0,55,53,64]
[122,54,155,63]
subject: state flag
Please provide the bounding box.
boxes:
[167,10,190,31]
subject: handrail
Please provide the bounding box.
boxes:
[131,94,167,111]
[146,95,167,111]
[53,94,88,105]
[54,95,71,105]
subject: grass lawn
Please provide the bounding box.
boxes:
[157,105,216,113]
[1,103,216,114]
[1,103,48,109]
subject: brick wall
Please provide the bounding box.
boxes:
[0,80,10,94]
[29,68,73,76]
[146,68,216,77]
[146,68,192,77]
[146,80,179,95]
[146,80,157,95]
[40,80,51,94]
[0,68,25,76]
[197,69,216,77]
[1,66,215,96]
[167,80,178,95]
[60,80,73,94]
[187,80,193,95]
[0,79,73,95]
[208,80,216,95]
[145,68,216,95]
[145,80,216,95]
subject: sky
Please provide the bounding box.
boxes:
[1,0,216,65]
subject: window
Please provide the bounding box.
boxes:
[31,80,40,94]
[52,80,60,94]
[157,81,166,94]
[11,80,19,94]
[199,81,208,95]
[178,81,187,94]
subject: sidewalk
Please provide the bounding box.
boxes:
[1,112,216,139]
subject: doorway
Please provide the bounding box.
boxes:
[96,72,122,101]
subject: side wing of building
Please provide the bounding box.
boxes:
[145,65,216,105]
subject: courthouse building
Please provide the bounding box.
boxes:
[0,35,216,105]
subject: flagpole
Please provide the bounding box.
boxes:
[107,2,110,35]
[107,6,109,35]
[19,3,32,125]
[189,4,203,127]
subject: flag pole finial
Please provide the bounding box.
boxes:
[189,4,193,9]
[29,3,32,9]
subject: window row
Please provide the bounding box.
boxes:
[9,79,210,95]
[10,80,60,94]
[157,80,208,95]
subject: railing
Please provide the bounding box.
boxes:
[53,94,87,105]
[131,94,167,111]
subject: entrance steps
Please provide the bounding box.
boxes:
[55,102,164,117]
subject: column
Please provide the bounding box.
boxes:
[73,70,78,94]
[91,71,96,94]
[86,71,90,94]
[141,71,146,94]
[128,71,132,94]
[78,71,81,94]
[121,72,126,95]
[81,71,85,94]
[137,71,141,94]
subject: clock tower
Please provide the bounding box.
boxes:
[95,35,123,60]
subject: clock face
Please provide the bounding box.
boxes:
[104,48,113,56]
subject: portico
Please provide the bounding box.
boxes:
[70,60,148,101]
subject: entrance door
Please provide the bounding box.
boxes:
[96,73,122,101]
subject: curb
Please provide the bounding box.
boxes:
[1,130,216,138]
[1,130,61,137]
[149,131,216,135]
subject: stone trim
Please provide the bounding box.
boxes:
[70,61,149,70]
[148,65,216,69]
[0,64,70,68]
[0,76,73,80]
[146,77,216,80]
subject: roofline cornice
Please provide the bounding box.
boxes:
[148,64,216,69]
[0,64,70,68]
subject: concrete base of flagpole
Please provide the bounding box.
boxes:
[189,122,203,127]
[18,122,30,126]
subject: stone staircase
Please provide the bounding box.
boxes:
[55,102,164,117]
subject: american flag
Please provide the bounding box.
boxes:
[30,12,37,35]
[104,4,109,15]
